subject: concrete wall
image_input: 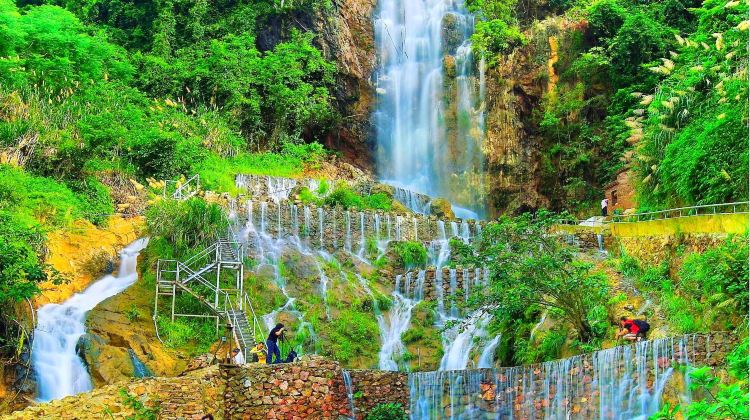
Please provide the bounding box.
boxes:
[610,213,748,237]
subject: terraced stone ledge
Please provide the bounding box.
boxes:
[235,198,485,252]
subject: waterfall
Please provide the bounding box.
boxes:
[374,0,486,217]
[128,349,153,378]
[379,271,425,371]
[342,370,356,418]
[32,238,149,402]
[409,336,702,419]
[438,310,491,371]
[476,335,500,368]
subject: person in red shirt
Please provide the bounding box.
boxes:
[616,317,649,341]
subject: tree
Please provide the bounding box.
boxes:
[474,212,610,341]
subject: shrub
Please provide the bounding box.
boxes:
[366,402,408,420]
[145,198,228,251]
[587,0,626,42]
[393,241,428,270]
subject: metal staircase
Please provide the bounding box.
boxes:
[154,235,264,360]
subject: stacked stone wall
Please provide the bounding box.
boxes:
[9,333,736,419]
[347,369,409,419]
[394,267,490,301]
[6,366,222,420]
[239,199,483,255]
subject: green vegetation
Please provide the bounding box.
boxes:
[651,339,749,420]
[319,309,380,364]
[475,213,609,341]
[366,402,408,420]
[618,235,748,334]
[145,198,228,251]
[113,387,160,420]
[392,241,428,270]
[477,0,748,212]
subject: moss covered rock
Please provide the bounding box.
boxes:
[430,198,455,219]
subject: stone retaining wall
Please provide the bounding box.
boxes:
[394,267,490,302]
[411,332,737,419]
[238,199,483,255]
[9,333,737,419]
[6,366,222,420]
[347,369,409,419]
[235,175,433,215]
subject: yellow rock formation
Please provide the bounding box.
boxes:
[34,216,145,308]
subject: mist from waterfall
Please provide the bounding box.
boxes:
[374,0,487,218]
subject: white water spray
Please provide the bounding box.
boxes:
[32,238,149,402]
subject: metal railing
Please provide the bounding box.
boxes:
[244,294,266,344]
[551,201,749,226]
[611,201,749,223]
[164,174,200,200]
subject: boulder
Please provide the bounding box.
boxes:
[441,13,463,54]
[430,198,455,219]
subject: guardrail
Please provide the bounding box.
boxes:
[552,202,749,226]
[611,201,749,223]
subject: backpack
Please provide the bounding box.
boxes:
[283,350,297,363]
[633,319,650,334]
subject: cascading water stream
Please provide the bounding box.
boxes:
[409,335,703,419]
[374,0,487,217]
[32,238,149,402]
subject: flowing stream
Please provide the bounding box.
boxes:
[32,238,149,402]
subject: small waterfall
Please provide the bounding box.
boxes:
[342,370,356,418]
[345,210,352,252]
[393,186,432,214]
[128,349,153,378]
[477,335,500,368]
[409,336,702,419]
[439,310,490,371]
[32,238,149,402]
[448,269,458,319]
[379,271,425,371]
[318,207,324,249]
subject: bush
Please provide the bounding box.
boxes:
[392,241,428,270]
[145,198,228,251]
[587,0,626,42]
[366,402,408,420]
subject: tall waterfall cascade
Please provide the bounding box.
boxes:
[374,0,487,219]
[32,238,149,402]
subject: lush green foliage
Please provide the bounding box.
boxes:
[497,0,749,213]
[319,309,379,364]
[392,241,428,270]
[619,235,748,334]
[474,213,610,341]
[0,165,113,226]
[197,142,327,193]
[1,0,339,187]
[145,198,227,251]
[365,402,408,420]
[467,0,525,58]
[651,339,750,420]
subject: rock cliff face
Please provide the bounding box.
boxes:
[483,17,586,215]
[314,0,377,170]
[256,0,377,170]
